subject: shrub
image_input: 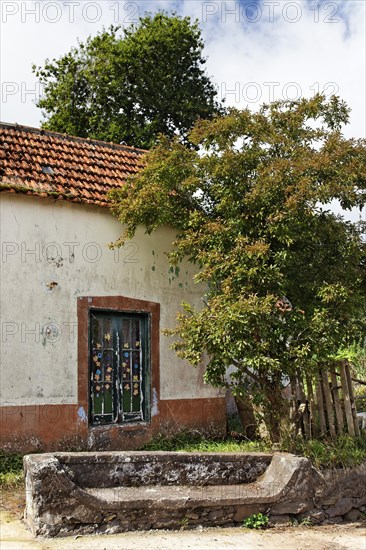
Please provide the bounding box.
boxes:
[243,513,269,529]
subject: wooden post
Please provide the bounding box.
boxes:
[321,369,336,438]
[297,376,310,439]
[316,375,327,435]
[306,374,317,439]
[344,361,360,436]
[339,360,355,436]
[330,368,344,434]
[290,377,297,425]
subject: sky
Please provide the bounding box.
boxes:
[0,0,365,221]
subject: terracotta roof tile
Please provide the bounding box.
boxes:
[0,123,146,207]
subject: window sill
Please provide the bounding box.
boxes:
[89,421,149,432]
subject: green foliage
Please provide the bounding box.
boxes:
[111,95,366,441]
[332,341,366,401]
[0,451,24,487]
[34,13,221,148]
[180,516,189,530]
[285,435,366,469]
[243,513,269,529]
[334,340,366,379]
[140,431,270,453]
[227,413,244,432]
[298,517,313,526]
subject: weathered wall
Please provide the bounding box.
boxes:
[0,193,225,451]
[23,452,366,537]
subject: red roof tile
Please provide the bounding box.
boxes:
[0,123,146,207]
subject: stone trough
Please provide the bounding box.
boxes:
[23,451,366,537]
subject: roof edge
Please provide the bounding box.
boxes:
[0,121,147,155]
[0,185,109,208]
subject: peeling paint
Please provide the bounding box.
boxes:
[151,388,159,417]
[35,387,44,398]
[46,281,58,290]
[77,406,87,422]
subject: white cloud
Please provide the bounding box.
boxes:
[200,1,365,139]
[1,0,364,138]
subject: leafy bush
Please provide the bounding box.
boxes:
[243,513,269,529]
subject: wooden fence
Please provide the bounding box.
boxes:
[290,360,361,439]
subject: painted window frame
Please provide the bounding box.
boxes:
[77,296,160,430]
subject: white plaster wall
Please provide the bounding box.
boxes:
[0,193,221,405]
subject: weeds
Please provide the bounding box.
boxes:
[291,517,313,527]
[180,516,189,530]
[141,430,366,469]
[0,451,24,487]
[140,431,270,453]
[285,434,366,469]
[243,513,269,529]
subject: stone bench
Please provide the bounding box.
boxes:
[23,451,366,537]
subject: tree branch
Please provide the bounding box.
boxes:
[334,372,366,386]
[232,359,261,384]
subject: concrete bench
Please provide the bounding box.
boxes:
[23,451,293,536]
[23,451,366,537]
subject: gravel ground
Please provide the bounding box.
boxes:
[1,510,365,550]
[1,486,365,550]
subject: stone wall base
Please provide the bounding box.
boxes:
[267,462,366,527]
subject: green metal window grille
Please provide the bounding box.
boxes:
[89,310,150,425]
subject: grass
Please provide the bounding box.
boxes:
[140,431,271,453]
[141,430,366,469]
[0,451,24,487]
[287,434,366,469]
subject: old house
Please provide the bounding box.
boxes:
[0,123,225,452]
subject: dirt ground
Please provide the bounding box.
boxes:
[1,486,365,550]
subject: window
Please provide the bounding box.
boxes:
[89,310,150,425]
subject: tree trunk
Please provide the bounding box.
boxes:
[234,395,258,439]
[262,377,287,443]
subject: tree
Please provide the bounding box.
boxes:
[33,13,221,149]
[110,95,366,441]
